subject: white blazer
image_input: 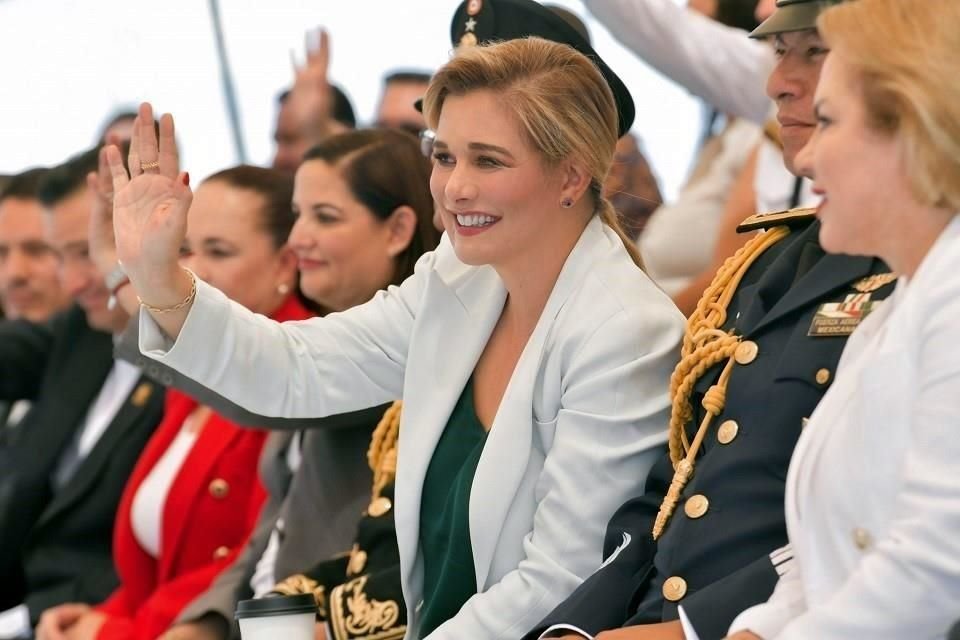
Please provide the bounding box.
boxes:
[729,215,960,639]
[140,217,684,639]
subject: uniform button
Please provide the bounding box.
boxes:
[717,420,739,444]
[852,527,874,551]
[347,544,368,576]
[213,545,230,559]
[815,368,832,386]
[208,478,230,499]
[802,417,810,429]
[662,576,688,602]
[684,494,709,519]
[366,496,393,518]
[734,341,759,365]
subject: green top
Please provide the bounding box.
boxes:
[417,377,488,638]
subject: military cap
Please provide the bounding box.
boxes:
[751,0,846,38]
[447,0,636,137]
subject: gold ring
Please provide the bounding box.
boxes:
[141,161,160,171]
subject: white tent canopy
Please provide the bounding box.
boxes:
[0,0,700,199]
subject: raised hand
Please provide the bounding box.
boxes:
[286,28,335,143]
[88,135,123,276]
[105,102,191,298]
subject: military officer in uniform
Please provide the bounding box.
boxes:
[526,1,898,639]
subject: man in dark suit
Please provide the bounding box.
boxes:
[0,147,163,637]
[0,168,70,435]
[527,1,890,639]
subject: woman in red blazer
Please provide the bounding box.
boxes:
[36,164,311,640]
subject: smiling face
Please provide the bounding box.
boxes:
[799,52,914,261]
[180,180,297,316]
[289,160,403,311]
[44,187,128,332]
[765,29,830,173]
[429,89,584,271]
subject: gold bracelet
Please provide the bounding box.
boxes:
[138,269,197,314]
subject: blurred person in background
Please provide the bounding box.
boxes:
[35,162,310,640]
[0,147,164,639]
[373,71,431,136]
[0,168,70,434]
[0,168,69,324]
[272,83,356,175]
[606,134,663,241]
[628,0,763,306]
[96,111,139,145]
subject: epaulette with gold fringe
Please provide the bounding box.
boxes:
[737,207,817,233]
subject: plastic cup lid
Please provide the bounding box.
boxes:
[235,594,317,619]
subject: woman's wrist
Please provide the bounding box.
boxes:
[133,266,195,312]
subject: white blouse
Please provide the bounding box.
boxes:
[131,427,199,558]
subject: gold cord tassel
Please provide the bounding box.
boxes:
[367,401,402,502]
[653,227,789,539]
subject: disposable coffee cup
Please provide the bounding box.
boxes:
[235,594,317,640]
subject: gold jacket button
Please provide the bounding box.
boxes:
[717,420,739,444]
[734,341,759,365]
[662,576,688,602]
[815,368,832,386]
[347,544,368,576]
[367,496,393,518]
[208,478,230,499]
[852,527,874,551]
[212,545,230,560]
[684,495,709,519]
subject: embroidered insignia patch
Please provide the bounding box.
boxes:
[808,293,882,336]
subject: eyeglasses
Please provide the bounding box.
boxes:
[419,129,436,159]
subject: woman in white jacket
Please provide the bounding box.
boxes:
[728,0,960,638]
[104,37,684,639]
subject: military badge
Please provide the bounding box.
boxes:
[130,382,154,407]
[852,272,897,293]
[808,292,882,336]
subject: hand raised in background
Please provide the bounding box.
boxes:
[287,28,336,144]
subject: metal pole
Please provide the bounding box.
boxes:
[207,0,248,163]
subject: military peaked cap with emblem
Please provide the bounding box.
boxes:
[447,0,636,137]
[751,0,846,39]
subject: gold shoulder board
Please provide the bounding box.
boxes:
[737,207,817,233]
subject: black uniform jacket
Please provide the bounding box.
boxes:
[272,481,405,640]
[529,219,896,640]
[0,306,164,621]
